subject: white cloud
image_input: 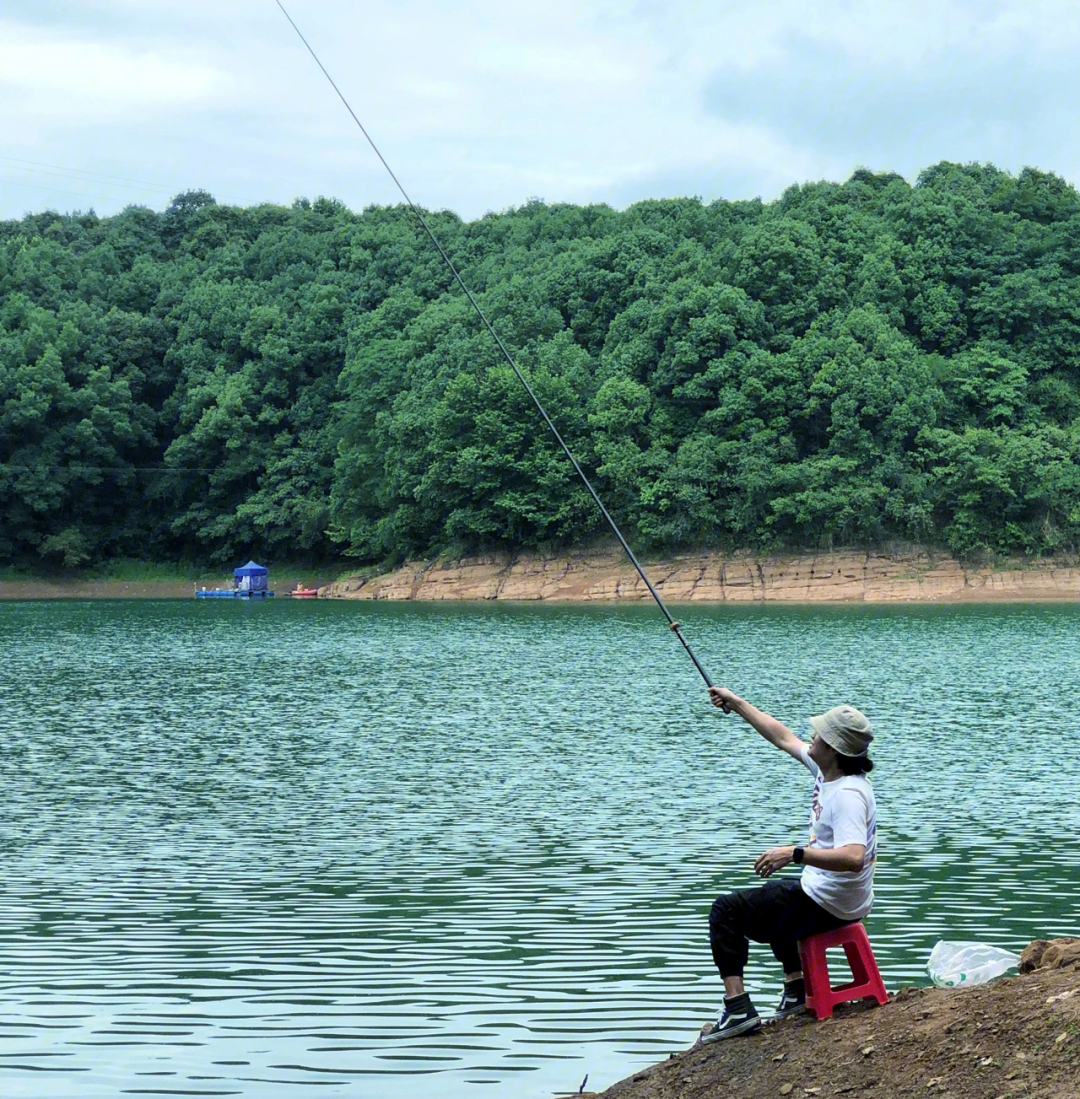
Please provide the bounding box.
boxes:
[0,25,228,118]
[1,0,1079,221]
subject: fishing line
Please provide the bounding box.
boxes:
[273,0,716,689]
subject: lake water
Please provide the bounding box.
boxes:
[1,599,1079,1098]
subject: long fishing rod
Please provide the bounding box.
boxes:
[274,0,716,690]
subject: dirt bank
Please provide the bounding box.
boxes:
[325,547,1080,603]
[0,577,320,600]
[5,550,1080,602]
[588,940,1080,1099]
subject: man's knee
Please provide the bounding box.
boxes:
[710,891,739,927]
[710,890,754,945]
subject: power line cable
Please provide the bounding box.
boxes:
[0,175,158,207]
[0,155,247,213]
[0,155,169,193]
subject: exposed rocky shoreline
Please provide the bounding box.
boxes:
[3,550,1079,602]
[324,547,1080,603]
[586,938,1080,1099]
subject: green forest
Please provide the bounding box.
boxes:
[3,162,1080,570]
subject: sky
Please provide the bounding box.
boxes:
[2,0,1080,222]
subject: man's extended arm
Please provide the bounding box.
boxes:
[708,687,806,761]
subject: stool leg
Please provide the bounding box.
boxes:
[846,927,888,1007]
[863,956,889,1007]
[798,940,834,1019]
[844,941,870,986]
[798,943,811,996]
[798,943,812,1012]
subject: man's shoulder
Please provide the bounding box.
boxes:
[831,774,876,806]
[837,772,872,787]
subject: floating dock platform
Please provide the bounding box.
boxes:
[195,560,275,599]
[195,588,275,599]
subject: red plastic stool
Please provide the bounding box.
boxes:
[798,922,888,1019]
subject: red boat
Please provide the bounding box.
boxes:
[288,586,319,598]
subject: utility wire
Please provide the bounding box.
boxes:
[273,0,715,689]
[0,155,168,193]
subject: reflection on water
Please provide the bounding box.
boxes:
[1,599,1079,1097]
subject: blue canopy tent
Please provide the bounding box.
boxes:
[234,561,269,593]
[195,560,274,598]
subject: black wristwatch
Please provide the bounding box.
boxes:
[793,846,805,864]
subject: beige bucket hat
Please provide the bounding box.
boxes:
[810,704,874,757]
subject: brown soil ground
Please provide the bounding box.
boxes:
[589,947,1080,1099]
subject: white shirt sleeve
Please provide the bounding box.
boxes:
[799,744,821,777]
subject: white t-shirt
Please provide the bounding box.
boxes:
[797,745,877,920]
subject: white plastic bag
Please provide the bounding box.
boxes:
[927,940,1021,987]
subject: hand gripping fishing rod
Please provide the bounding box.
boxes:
[275,1,715,690]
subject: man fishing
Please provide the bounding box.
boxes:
[701,687,877,1041]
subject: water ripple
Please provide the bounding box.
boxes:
[1,600,1079,1096]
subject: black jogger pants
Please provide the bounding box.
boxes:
[709,877,853,978]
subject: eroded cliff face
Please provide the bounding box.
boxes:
[322,548,1080,602]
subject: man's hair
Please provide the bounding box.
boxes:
[836,753,874,775]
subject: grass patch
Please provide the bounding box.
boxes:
[0,564,41,582]
[0,560,356,585]
[86,560,209,582]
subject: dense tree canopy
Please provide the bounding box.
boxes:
[3,164,1080,568]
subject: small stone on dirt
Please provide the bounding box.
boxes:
[1046,988,1078,1004]
[861,1045,875,1056]
[779,1086,793,1096]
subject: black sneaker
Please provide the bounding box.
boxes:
[702,994,762,1042]
[772,979,806,1019]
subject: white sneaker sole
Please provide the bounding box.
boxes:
[701,1016,762,1042]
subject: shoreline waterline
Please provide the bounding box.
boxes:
[4,547,1080,601]
[0,575,334,600]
